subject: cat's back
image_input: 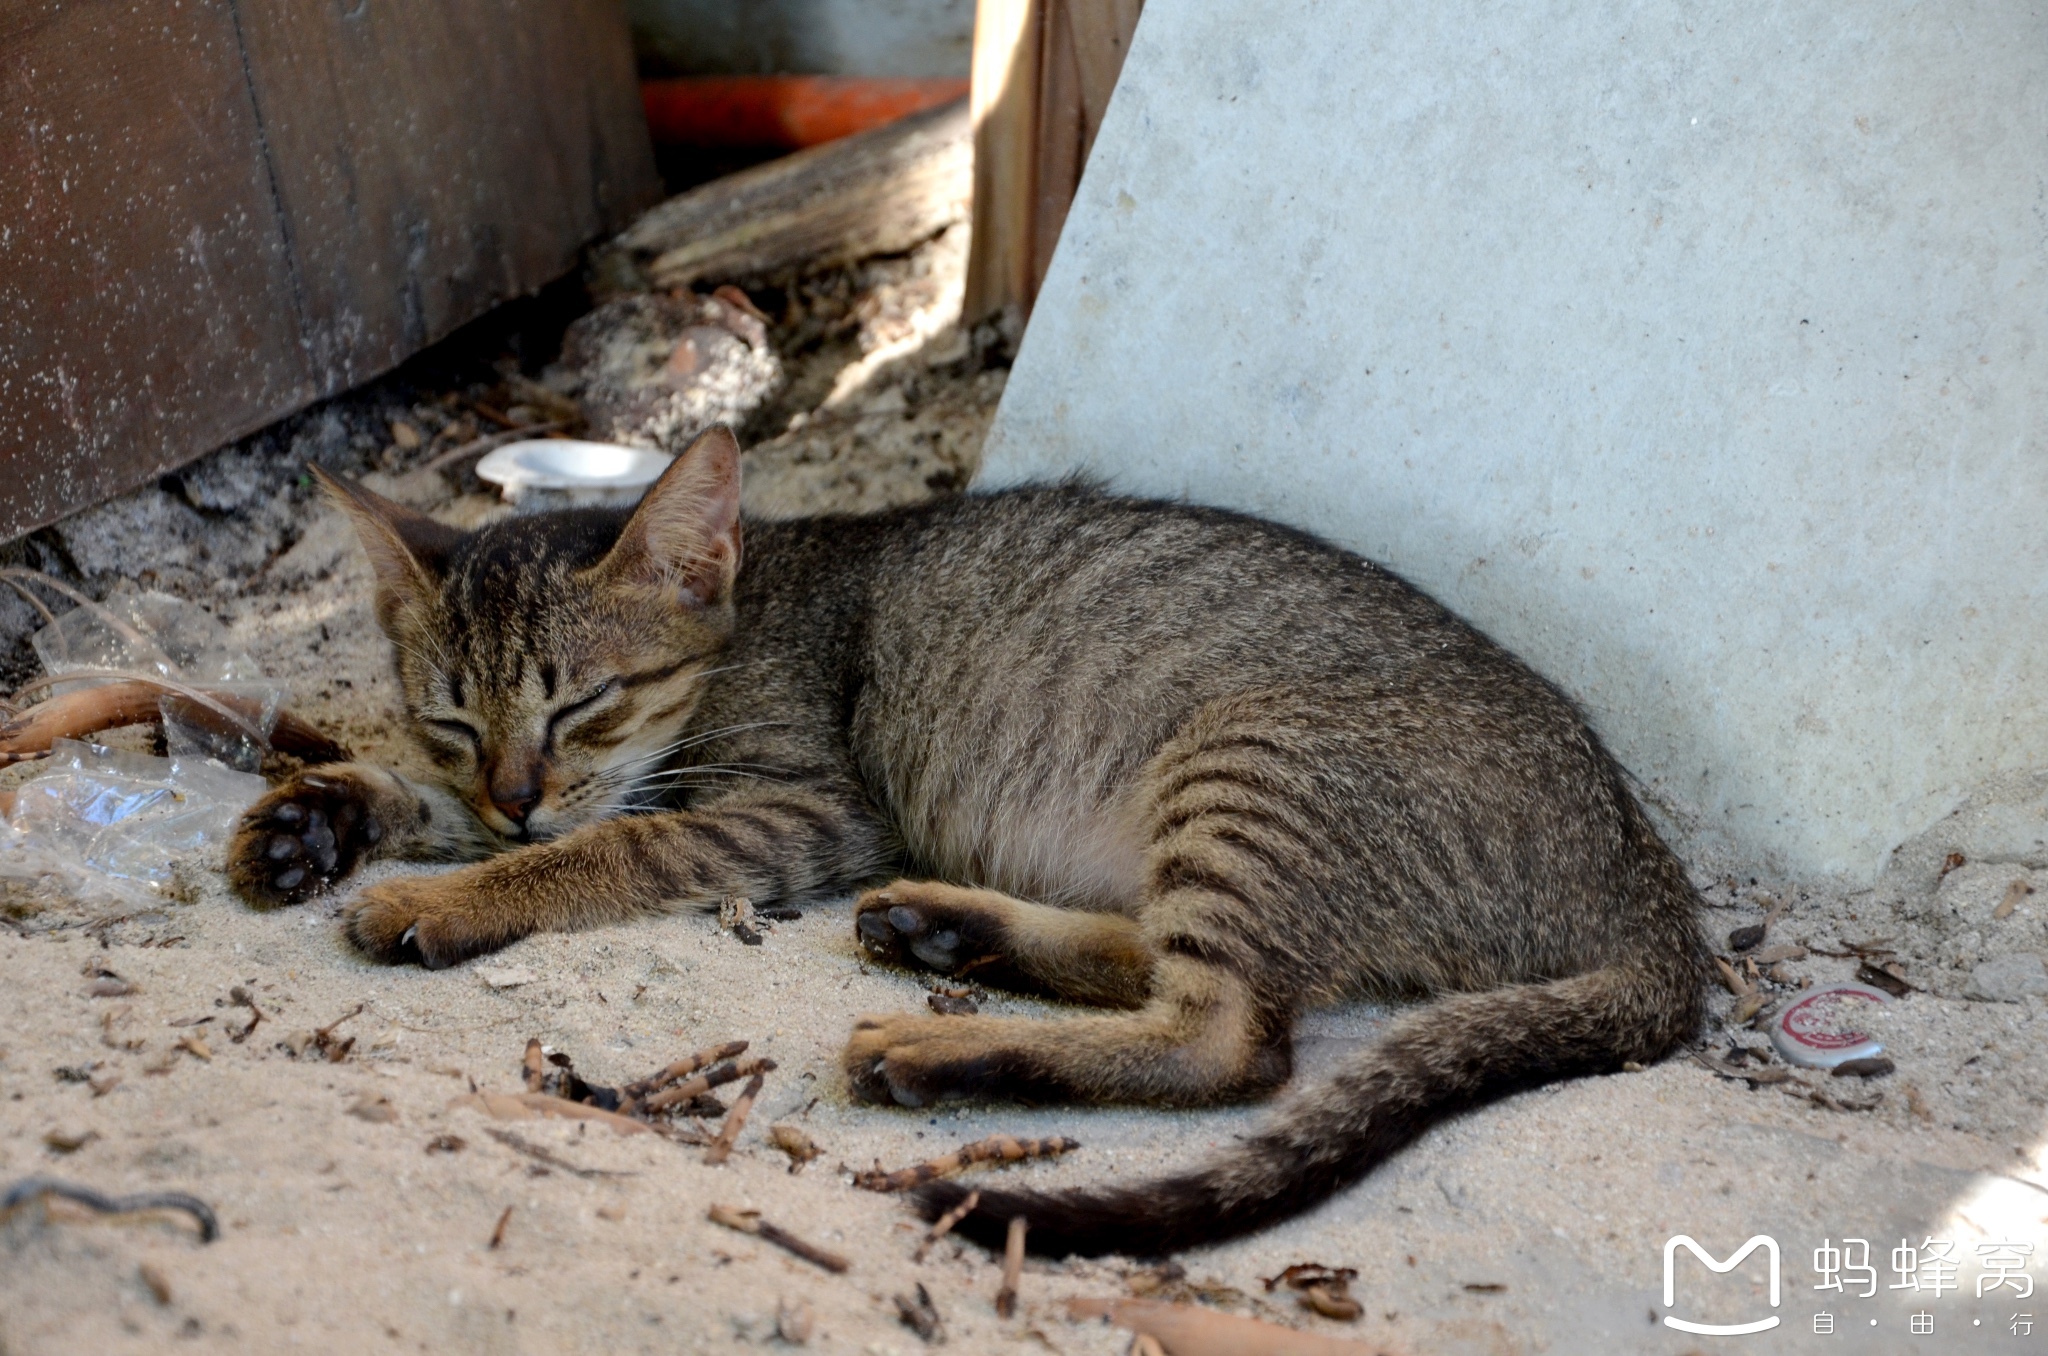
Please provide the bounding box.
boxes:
[841,482,1526,702]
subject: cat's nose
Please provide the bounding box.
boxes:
[491,787,541,825]
[488,769,543,826]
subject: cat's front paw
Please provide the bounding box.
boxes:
[229,770,387,907]
[341,872,520,969]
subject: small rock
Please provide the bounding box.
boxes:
[1831,1056,1896,1079]
[348,1094,399,1123]
[1965,954,2048,1002]
[561,292,783,452]
[88,977,136,998]
[43,1127,100,1153]
[476,964,539,990]
[776,1299,815,1344]
[1726,925,1767,952]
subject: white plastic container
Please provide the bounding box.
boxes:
[473,440,672,510]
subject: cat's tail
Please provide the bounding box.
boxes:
[915,842,1706,1257]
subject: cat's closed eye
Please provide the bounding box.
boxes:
[428,717,482,751]
[546,680,621,748]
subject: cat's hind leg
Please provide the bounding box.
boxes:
[855,882,1152,1007]
[843,950,1289,1107]
[843,694,1355,1109]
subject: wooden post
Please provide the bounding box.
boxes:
[964,0,1144,331]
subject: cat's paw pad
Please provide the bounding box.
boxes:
[340,876,509,970]
[228,772,385,907]
[853,882,1007,975]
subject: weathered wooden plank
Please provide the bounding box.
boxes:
[963,0,1143,328]
[0,0,314,542]
[0,0,660,544]
[595,95,970,294]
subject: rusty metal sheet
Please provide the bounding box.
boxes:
[0,0,660,543]
[232,0,660,391]
[0,0,315,542]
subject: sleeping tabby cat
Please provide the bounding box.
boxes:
[229,425,1706,1255]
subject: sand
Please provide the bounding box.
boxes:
[5,229,2048,1356]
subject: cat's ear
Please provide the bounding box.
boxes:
[594,425,743,608]
[311,466,462,625]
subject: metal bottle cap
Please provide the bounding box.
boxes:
[1769,982,1893,1069]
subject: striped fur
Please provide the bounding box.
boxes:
[228,425,1708,1254]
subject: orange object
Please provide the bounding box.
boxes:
[641,75,970,152]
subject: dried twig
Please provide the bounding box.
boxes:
[707,1204,850,1273]
[522,1038,545,1093]
[704,1069,765,1166]
[227,986,264,1045]
[488,1206,513,1249]
[641,1056,775,1114]
[913,1188,980,1262]
[482,1127,634,1180]
[1689,1048,1793,1086]
[855,1135,1080,1192]
[314,1004,364,1063]
[1067,1297,1384,1355]
[996,1215,1027,1317]
[449,1091,653,1136]
[0,678,348,767]
[619,1039,747,1105]
[1,1177,218,1242]
[895,1282,946,1343]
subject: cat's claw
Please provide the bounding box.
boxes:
[228,771,384,908]
[341,873,519,969]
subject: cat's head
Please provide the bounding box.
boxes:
[315,426,745,843]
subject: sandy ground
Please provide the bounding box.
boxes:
[6,226,2048,1356]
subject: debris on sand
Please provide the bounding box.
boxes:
[719,894,766,946]
[995,1215,1026,1317]
[707,1203,850,1273]
[912,1188,979,1263]
[449,1038,779,1154]
[1069,1295,1395,1355]
[854,1134,1080,1192]
[894,1281,945,1342]
[1264,1263,1364,1322]
[768,1123,821,1172]
[1,1176,218,1242]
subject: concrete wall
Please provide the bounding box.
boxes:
[977,0,2048,884]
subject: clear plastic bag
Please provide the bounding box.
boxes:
[30,590,288,770]
[1,739,266,906]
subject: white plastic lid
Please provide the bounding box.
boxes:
[473,440,672,501]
